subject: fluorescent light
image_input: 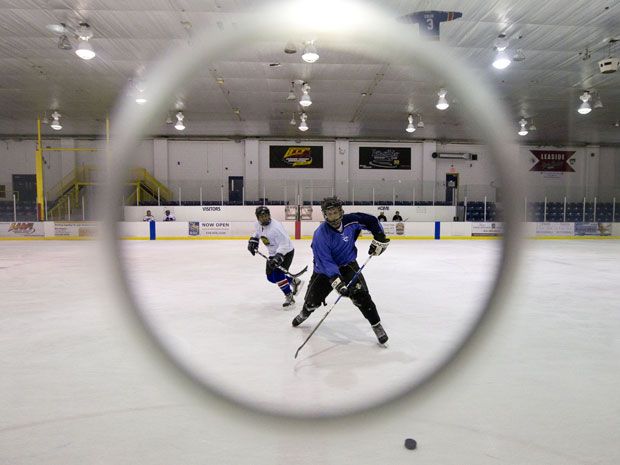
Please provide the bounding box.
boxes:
[50,111,62,130]
[75,39,95,60]
[299,83,312,107]
[436,89,449,110]
[493,50,511,69]
[406,114,415,133]
[302,42,319,63]
[578,92,591,115]
[175,112,185,130]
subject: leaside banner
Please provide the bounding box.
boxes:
[530,150,575,172]
[269,146,323,168]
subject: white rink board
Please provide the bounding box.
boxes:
[123,205,457,222]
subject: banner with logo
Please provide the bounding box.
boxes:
[535,222,575,236]
[471,222,504,236]
[53,222,98,238]
[575,222,612,236]
[199,221,231,236]
[530,150,575,172]
[359,147,411,170]
[269,146,323,168]
[0,222,44,237]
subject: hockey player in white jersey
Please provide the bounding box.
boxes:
[247,206,304,307]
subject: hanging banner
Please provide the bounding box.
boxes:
[398,10,463,40]
[359,147,411,170]
[269,146,323,168]
[530,150,575,172]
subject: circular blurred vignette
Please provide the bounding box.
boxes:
[100,0,524,420]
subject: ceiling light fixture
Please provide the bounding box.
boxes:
[492,35,511,69]
[75,23,96,60]
[284,41,297,54]
[512,49,526,62]
[174,112,185,131]
[417,115,425,128]
[406,114,416,133]
[290,113,297,125]
[593,92,603,109]
[57,35,72,50]
[301,41,319,63]
[299,83,312,107]
[50,111,62,131]
[287,81,296,100]
[436,88,449,110]
[577,91,592,115]
[517,118,528,136]
[528,119,537,131]
[298,112,309,131]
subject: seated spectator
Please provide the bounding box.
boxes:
[143,210,155,222]
[163,209,176,221]
[392,211,403,221]
[377,212,387,222]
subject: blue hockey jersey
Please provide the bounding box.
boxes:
[311,212,385,278]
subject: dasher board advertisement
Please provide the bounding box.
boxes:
[0,222,44,237]
[269,146,323,168]
[471,222,504,236]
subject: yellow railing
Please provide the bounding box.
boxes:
[47,166,171,218]
[46,165,98,202]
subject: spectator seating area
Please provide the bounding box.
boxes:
[1,199,615,223]
[0,201,37,221]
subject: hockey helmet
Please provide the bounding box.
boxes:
[321,196,344,228]
[255,205,271,225]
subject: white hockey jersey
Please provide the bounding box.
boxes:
[251,219,294,256]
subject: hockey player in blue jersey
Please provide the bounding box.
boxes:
[247,206,303,307]
[292,197,390,344]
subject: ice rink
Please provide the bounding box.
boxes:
[1,238,619,464]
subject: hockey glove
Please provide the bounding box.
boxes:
[248,237,259,256]
[330,276,350,297]
[268,253,285,268]
[369,233,390,256]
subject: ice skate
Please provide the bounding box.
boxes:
[292,307,312,327]
[282,292,295,308]
[291,277,304,296]
[372,322,388,345]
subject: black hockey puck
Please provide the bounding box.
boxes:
[404,438,417,450]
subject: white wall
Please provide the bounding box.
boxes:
[1,138,618,205]
[167,140,244,202]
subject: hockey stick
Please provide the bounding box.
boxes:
[294,254,373,359]
[256,250,308,278]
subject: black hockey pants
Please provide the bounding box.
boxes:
[302,260,380,325]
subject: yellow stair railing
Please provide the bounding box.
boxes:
[47,166,172,219]
[124,168,172,205]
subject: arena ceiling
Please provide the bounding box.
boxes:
[0,0,619,145]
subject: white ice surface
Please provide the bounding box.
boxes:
[1,239,619,465]
[122,240,499,417]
